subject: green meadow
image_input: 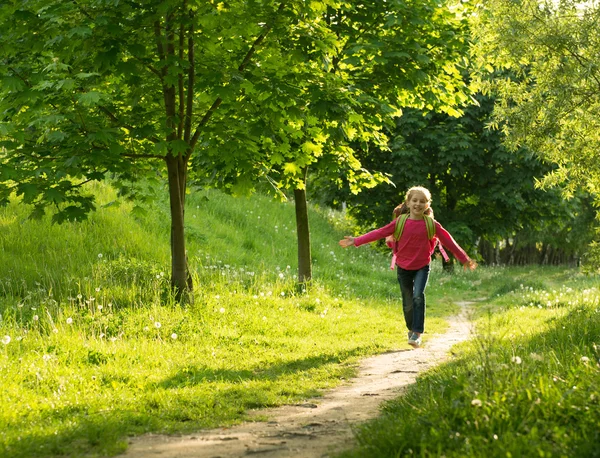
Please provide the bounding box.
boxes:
[0,185,598,457]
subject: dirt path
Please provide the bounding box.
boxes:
[123,302,474,458]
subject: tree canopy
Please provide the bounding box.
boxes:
[471,0,600,197]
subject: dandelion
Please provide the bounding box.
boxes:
[280,291,285,296]
[43,354,52,361]
[219,307,225,314]
[279,273,285,279]
[471,399,482,407]
[215,295,220,300]
[143,326,149,332]
[98,253,103,259]
[154,322,161,329]
[171,333,177,340]
[66,317,73,325]
[52,328,58,334]
[95,287,100,292]
[511,356,522,364]
[581,356,590,363]
[33,315,39,321]
[2,335,10,345]
[77,294,83,300]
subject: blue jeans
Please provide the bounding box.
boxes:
[396,264,430,334]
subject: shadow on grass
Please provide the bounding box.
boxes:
[159,347,366,389]
[3,348,368,458]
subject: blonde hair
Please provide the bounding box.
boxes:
[393,186,433,218]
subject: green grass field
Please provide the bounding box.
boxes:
[1,185,598,457]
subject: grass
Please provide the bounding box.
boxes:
[0,183,468,457]
[2,185,596,457]
[338,267,600,458]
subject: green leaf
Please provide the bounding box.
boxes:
[1,76,26,91]
[77,92,104,106]
[17,183,40,203]
[169,139,189,155]
[75,72,100,79]
[44,188,66,204]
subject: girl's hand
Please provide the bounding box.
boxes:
[339,236,355,248]
[463,259,477,271]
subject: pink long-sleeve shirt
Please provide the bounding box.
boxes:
[354,218,469,270]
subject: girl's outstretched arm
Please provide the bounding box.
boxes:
[339,236,355,248]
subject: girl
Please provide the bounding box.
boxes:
[339,186,477,348]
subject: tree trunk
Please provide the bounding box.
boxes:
[294,167,312,285]
[166,153,189,302]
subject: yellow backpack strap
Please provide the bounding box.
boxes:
[424,215,435,240]
[393,214,409,241]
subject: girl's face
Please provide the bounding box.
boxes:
[407,191,430,218]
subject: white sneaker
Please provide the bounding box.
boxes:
[408,333,422,348]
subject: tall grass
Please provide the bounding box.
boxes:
[0,184,471,457]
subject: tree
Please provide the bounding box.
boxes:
[196,0,474,283]
[471,0,600,269]
[0,0,474,299]
[313,94,595,266]
[472,0,600,194]
[1,0,303,300]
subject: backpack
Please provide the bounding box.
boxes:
[393,213,435,241]
[389,213,449,270]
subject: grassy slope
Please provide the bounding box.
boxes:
[0,185,470,457]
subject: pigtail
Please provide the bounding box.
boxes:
[393,203,409,218]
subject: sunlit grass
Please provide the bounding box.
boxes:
[338,269,600,458]
[3,184,593,458]
[1,184,465,457]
